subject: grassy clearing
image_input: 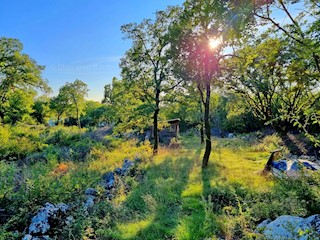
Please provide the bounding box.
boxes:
[95,135,275,239]
[1,130,320,239]
[98,134,320,240]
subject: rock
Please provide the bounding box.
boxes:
[28,202,69,235]
[84,195,95,210]
[56,203,69,214]
[272,160,287,172]
[255,219,272,233]
[134,157,142,163]
[114,168,122,175]
[145,131,151,141]
[227,133,235,138]
[28,203,56,234]
[299,160,320,170]
[33,236,50,240]
[271,159,320,178]
[65,216,74,226]
[102,172,116,189]
[85,188,98,196]
[122,159,135,175]
[304,214,320,232]
[23,235,33,240]
[260,214,320,239]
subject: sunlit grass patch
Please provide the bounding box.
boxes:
[117,215,155,239]
[88,139,152,174]
[181,161,203,197]
[209,141,273,191]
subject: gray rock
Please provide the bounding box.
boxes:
[65,216,74,226]
[56,203,69,213]
[84,195,95,210]
[28,202,69,235]
[122,159,135,175]
[85,188,98,196]
[134,157,142,163]
[255,219,272,233]
[33,236,50,240]
[261,214,320,239]
[145,131,151,141]
[102,172,115,189]
[29,203,56,234]
[114,168,122,175]
[227,133,235,138]
[272,159,320,178]
[23,235,33,240]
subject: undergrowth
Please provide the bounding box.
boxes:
[1,129,320,239]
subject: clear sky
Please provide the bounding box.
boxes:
[0,0,184,101]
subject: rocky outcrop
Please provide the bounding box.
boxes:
[102,172,116,189]
[100,159,137,199]
[23,235,50,240]
[23,202,69,240]
[119,159,135,176]
[271,154,320,178]
[24,158,142,239]
[256,214,320,239]
[83,187,98,212]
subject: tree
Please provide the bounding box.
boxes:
[81,101,113,127]
[0,37,50,121]
[101,81,113,105]
[120,7,182,154]
[50,94,70,125]
[171,0,241,167]
[104,77,153,134]
[252,0,320,74]
[57,79,88,128]
[225,35,319,134]
[2,89,36,124]
[32,96,51,124]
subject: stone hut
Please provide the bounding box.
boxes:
[159,118,180,144]
[149,118,180,144]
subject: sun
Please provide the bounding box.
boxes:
[209,38,221,50]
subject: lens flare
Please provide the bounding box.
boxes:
[209,38,221,50]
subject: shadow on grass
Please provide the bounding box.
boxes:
[114,154,195,240]
[166,147,222,240]
[106,142,224,240]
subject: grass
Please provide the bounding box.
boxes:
[95,135,277,240]
[2,130,320,239]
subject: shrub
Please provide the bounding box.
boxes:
[0,124,45,161]
[252,134,284,152]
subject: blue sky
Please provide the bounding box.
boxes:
[0,0,184,101]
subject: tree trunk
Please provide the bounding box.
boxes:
[202,82,211,168]
[75,101,81,129]
[153,88,160,154]
[200,122,204,144]
[76,106,81,128]
[199,97,204,144]
[57,114,61,125]
[263,149,282,174]
[198,85,204,144]
[0,110,5,123]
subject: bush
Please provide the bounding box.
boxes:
[0,124,45,161]
[252,133,284,152]
[206,173,320,239]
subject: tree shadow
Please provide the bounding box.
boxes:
[201,144,223,197]
[281,132,308,155]
[169,146,222,239]
[115,153,195,240]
